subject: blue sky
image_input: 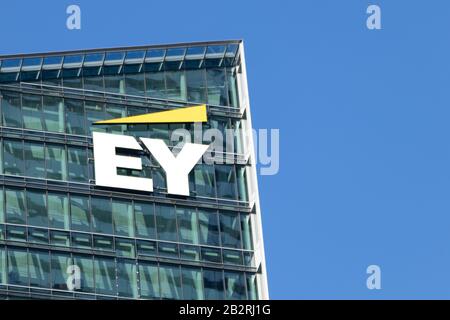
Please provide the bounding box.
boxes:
[2,0,450,299]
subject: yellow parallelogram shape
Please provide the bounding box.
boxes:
[94,104,207,125]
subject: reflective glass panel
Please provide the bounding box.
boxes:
[203,269,224,300]
[4,140,24,176]
[2,91,22,127]
[139,262,159,299]
[46,144,67,181]
[29,250,50,288]
[224,272,246,300]
[65,99,86,135]
[159,264,182,300]
[177,206,199,244]
[198,209,220,246]
[181,267,204,300]
[94,257,116,296]
[155,204,177,242]
[48,192,70,230]
[67,146,88,182]
[117,260,138,298]
[5,188,26,224]
[50,252,72,290]
[73,255,94,293]
[24,142,45,178]
[43,96,65,133]
[27,190,47,228]
[22,94,43,130]
[70,195,90,232]
[7,248,28,286]
[112,199,134,237]
[91,197,112,235]
[220,212,241,249]
[134,202,155,239]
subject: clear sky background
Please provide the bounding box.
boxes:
[2,0,450,299]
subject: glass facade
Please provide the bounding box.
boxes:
[0,40,267,300]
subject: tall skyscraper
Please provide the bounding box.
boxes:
[0,40,268,299]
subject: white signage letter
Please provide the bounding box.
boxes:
[93,132,153,192]
[140,138,208,196]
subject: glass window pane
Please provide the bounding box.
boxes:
[4,140,24,176]
[51,252,72,290]
[46,144,67,181]
[181,267,204,300]
[50,230,70,247]
[93,235,113,252]
[241,214,253,250]
[202,247,221,263]
[27,190,47,228]
[223,249,243,266]
[180,244,200,261]
[145,72,165,99]
[68,146,88,182]
[48,192,69,230]
[116,238,135,258]
[139,262,159,299]
[24,142,45,178]
[29,250,50,288]
[158,242,178,259]
[149,123,169,143]
[0,188,4,224]
[224,272,246,300]
[237,167,248,202]
[73,255,94,293]
[206,68,228,106]
[215,165,237,200]
[137,240,156,256]
[70,195,90,232]
[43,96,65,132]
[28,228,48,244]
[104,72,124,94]
[186,69,206,103]
[94,257,116,296]
[177,206,199,244]
[152,166,166,191]
[155,204,177,242]
[0,247,6,285]
[85,102,106,134]
[2,91,22,128]
[125,73,145,96]
[227,68,239,108]
[194,164,216,198]
[246,274,258,300]
[105,104,126,134]
[91,197,112,235]
[159,264,181,300]
[6,188,26,224]
[203,269,224,300]
[65,99,86,135]
[72,232,91,249]
[112,199,134,237]
[165,71,186,101]
[134,202,155,239]
[63,73,83,89]
[6,225,26,242]
[126,107,149,138]
[198,209,220,246]
[22,94,43,130]
[83,71,104,92]
[117,260,138,298]
[7,248,28,286]
[220,212,241,249]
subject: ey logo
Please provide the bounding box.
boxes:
[93,105,209,196]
